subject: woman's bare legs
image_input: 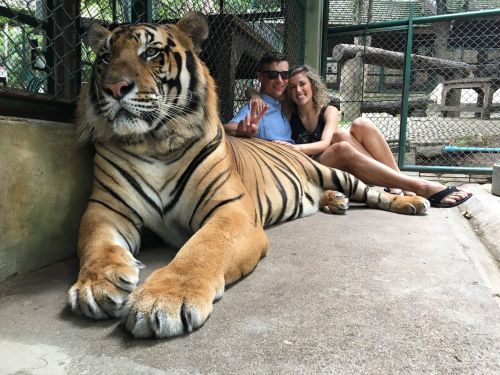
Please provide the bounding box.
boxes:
[332,117,414,195]
[319,141,470,205]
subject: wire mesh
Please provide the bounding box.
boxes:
[329,0,500,25]
[327,1,500,172]
[0,0,305,122]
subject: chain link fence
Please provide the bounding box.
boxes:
[0,0,305,122]
[327,1,500,174]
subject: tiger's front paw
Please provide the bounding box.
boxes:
[68,246,144,319]
[320,190,349,215]
[121,269,224,338]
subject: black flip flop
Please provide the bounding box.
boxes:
[428,186,472,208]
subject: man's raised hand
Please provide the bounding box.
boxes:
[236,101,268,138]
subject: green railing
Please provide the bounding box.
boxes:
[325,7,500,174]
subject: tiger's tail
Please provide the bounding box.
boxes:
[313,162,429,216]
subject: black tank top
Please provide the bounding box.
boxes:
[290,106,327,145]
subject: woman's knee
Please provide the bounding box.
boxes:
[326,141,355,168]
[351,117,375,135]
[331,129,349,144]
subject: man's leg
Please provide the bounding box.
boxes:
[319,141,470,205]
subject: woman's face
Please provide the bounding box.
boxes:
[288,72,312,106]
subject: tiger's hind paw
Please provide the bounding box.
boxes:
[320,190,349,215]
[392,195,430,215]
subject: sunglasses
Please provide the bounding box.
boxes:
[260,70,290,80]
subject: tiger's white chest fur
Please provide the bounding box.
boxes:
[94,143,206,247]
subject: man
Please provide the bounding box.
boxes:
[223,52,292,142]
[223,53,471,207]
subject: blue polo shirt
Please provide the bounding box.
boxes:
[230,94,294,143]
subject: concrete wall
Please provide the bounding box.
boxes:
[0,116,93,281]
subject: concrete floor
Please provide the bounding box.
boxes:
[1,184,499,374]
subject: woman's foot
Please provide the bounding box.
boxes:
[422,184,472,208]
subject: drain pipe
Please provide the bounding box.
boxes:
[443,145,500,153]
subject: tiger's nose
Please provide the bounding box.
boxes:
[103,80,135,99]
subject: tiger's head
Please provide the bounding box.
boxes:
[77,12,218,151]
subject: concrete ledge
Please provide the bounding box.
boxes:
[460,183,500,263]
[0,116,93,281]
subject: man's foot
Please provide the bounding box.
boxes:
[426,186,472,208]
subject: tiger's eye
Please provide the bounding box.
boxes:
[101,51,112,64]
[142,47,159,59]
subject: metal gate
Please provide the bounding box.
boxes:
[325,4,500,174]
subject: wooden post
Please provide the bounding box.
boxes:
[340,52,363,121]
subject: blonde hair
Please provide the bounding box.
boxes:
[285,65,327,115]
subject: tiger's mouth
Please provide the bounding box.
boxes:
[115,108,134,120]
[109,107,149,137]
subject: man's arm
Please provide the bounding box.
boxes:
[223,120,257,138]
[223,101,268,138]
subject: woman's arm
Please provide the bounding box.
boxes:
[292,106,339,156]
[245,87,267,113]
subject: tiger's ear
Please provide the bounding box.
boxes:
[176,12,209,53]
[86,23,110,54]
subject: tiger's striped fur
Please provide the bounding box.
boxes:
[68,12,429,339]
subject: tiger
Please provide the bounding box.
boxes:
[68,12,430,339]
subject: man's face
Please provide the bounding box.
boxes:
[257,60,289,100]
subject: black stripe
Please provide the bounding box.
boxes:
[163,128,222,214]
[229,140,265,224]
[145,30,155,44]
[143,24,158,33]
[96,151,163,217]
[163,136,199,165]
[305,193,314,205]
[88,198,140,229]
[298,201,303,218]
[116,228,133,253]
[255,178,264,225]
[331,170,344,194]
[264,194,273,227]
[342,171,352,196]
[274,164,301,221]
[168,52,183,104]
[185,50,199,112]
[100,145,159,194]
[99,143,152,166]
[185,51,197,91]
[268,166,288,224]
[352,178,359,196]
[166,37,176,48]
[94,161,121,186]
[89,188,144,225]
[197,164,232,210]
[199,194,245,227]
[188,168,230,230]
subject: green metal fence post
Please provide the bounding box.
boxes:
[320,0,329,78]
[397,5,414,169]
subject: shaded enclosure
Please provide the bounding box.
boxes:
[0,0,305,122]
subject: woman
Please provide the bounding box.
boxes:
[270,65,471,207]
[277,65,409,195]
